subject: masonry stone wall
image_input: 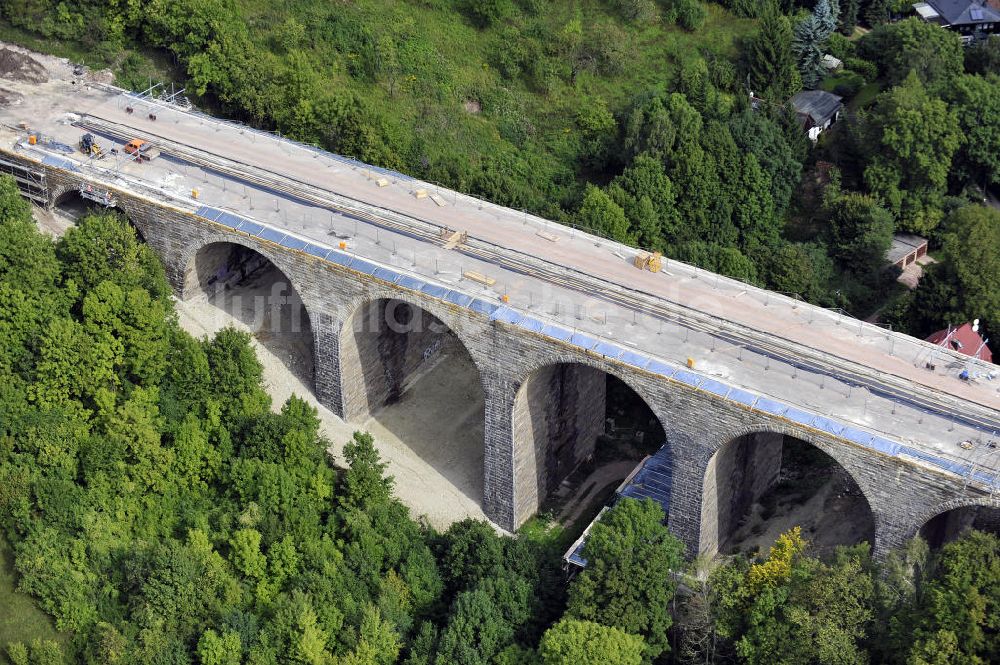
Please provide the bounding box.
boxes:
[13,153,997,559]
[699,432,783,556]
[510,363,606,525]
[339,299,461,423]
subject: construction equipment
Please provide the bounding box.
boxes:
[634,251,662,273]
[78,133,105,159]
[122,138,160,162]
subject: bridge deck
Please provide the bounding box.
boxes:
[1,60,998,487]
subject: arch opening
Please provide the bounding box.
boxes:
[48,189,142,241]
[919,505,1000,549]
[183,242,314,389]
[340,298,486,518]
[512,363,667,528]
[701,434,875,558]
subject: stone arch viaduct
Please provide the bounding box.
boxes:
[4,131,998,560]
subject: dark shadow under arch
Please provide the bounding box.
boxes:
[184,241,314,389]
[511,361,668,527]
[919,504,1000,548]
[701,431,876,558]
[339,297,486,506]
[52,188,145,242]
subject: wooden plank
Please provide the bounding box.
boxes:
[442,230,464,250]
[463,270,496,286]
[536,230,559,243]
[430,193,447,207]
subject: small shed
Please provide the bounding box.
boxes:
[788,90,844,142]
[886,233,928,270]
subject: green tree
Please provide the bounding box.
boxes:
[539,619,645,665]
[792,12,827,89]
[576,185,633,243]
[859,18,963,90]
[607,153,679,248]
[714,529,877,665]
[56,213,170,302]
[965,36,1000,76]
[197,629,242,665]
[898,531,1000,665]
[840,0,860,35]
[743,1,802,103]
[910,205,1000,335]
[764,241,836,303]
[566,498,684,661]
[948,74,1000,187]
[826,192,894,273]
[863,72,963,233]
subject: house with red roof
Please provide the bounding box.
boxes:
[925,322,993,363]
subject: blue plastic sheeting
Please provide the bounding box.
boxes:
[570,332,599,350]
[469,299,498,316]
[869,436,898,456]
[699,378,731,399]
[195,206,222,221]
[755,397,788,417]
[421,282,452,299]
[593,341,623,360]
[501,311,526,327]
[282,236,308,251]
[619,350,651,370]
[645,359,675,379]
[810,415,844,437]
[258,227,287,244]
[325,251,352,268]
[672,369,702,388]
[444,291,474,308]
[540,323,573,342]
[236,220,266,236]
[727,387,758,407]
[349,258,379,276]
[41,154,79,171]
[516,317,545,334]
[303,244,331,260]
[783,406,816,428]
[372,267,398,282]
[396,275,424,292]
[841,427,874,447]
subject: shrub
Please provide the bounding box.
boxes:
[844,57,877,82]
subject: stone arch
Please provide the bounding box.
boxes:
[49,184,149,242]
[181,236,318,390]
[509,355,672,527]
[911,496,1000,548]
[699,422,878,557]
[338,292,488,510]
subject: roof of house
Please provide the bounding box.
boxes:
[886,233,928,265]
[920,0,1000,26]
[925,322,993,363]
[788,90,843,127]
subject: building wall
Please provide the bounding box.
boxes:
[16,153,998,558]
